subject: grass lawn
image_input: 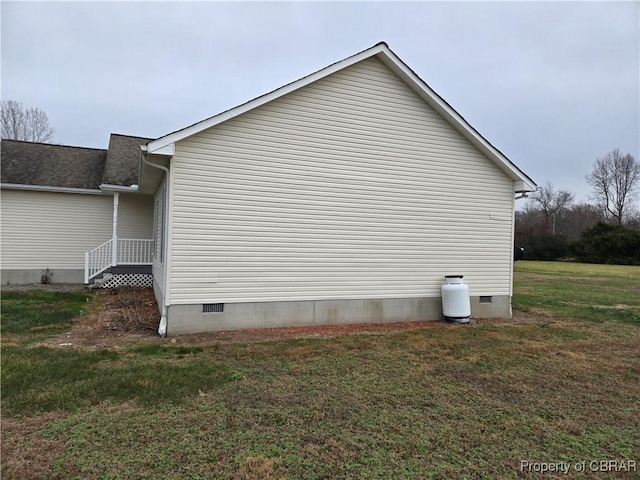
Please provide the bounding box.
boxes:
[513,261,640,326]
[0,290,91,336]
[2,262,639,479]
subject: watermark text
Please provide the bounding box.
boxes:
[520,459,636,474]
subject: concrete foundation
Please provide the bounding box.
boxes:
[471,295,512,318]
[1,265,152,286]
[166,295,512,335]
[1,268,84,285]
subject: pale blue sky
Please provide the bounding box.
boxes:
[2,1,638,203]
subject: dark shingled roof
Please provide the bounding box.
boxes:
[1,140,107,189]
[102,134,152,186]
[1,134,152,190]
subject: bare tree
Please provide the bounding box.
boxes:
[587,149,640,225]
[559,202,605,241]
[528,181,574,235]
[0,100,55,142]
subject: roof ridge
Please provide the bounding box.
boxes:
[109,132,154,141]
[1,138,107,152]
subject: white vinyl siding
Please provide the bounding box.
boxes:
[168,57,515,304]
[1,190,111,269]
[1,190,152,269]
[118,194,154,239]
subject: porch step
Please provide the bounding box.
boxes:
[88,265,153,289]
[110,265,152,275]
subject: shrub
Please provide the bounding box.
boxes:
[572,222,640,265]
[523,234,570,261]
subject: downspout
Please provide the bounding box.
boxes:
[142,154,171,337]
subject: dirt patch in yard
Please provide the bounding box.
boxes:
[39,287,547,349]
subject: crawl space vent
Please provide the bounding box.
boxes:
[203,303,224,313]
[479,296,493,304]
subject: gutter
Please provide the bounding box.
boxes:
[1,183,103,195]
[142,153,171,337]
[99,183,140,192]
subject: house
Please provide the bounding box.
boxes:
[1,42,536,335]
[1,134,154,285]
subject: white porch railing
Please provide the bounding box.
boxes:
[117,239,154,265]
[85,238,153,284]
[85,239,113,284]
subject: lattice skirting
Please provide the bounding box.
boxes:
[99,273,153,288]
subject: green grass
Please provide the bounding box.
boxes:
[513,261,640,325]
[0,290,91,334]
[1,346,234,413]
[2,264,639,479]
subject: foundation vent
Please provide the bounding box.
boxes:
[479,296,493,304]
[203,303,224,313]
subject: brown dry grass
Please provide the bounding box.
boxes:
[91,286,158,332]
[1,413,69,480]
[38,287,160,349]
[238,456,287,480]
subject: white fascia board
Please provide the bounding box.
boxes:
[0,183,104,195]
[515,180,537,193]
[147,143,174,156]
[146,44,389,155]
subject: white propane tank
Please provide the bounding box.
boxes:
[441,275,470,323]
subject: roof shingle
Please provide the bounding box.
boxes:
[102,134,152,186]
[1,140,107,189]
[1,134,152,190]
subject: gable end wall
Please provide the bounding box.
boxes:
[167,57,516,311]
